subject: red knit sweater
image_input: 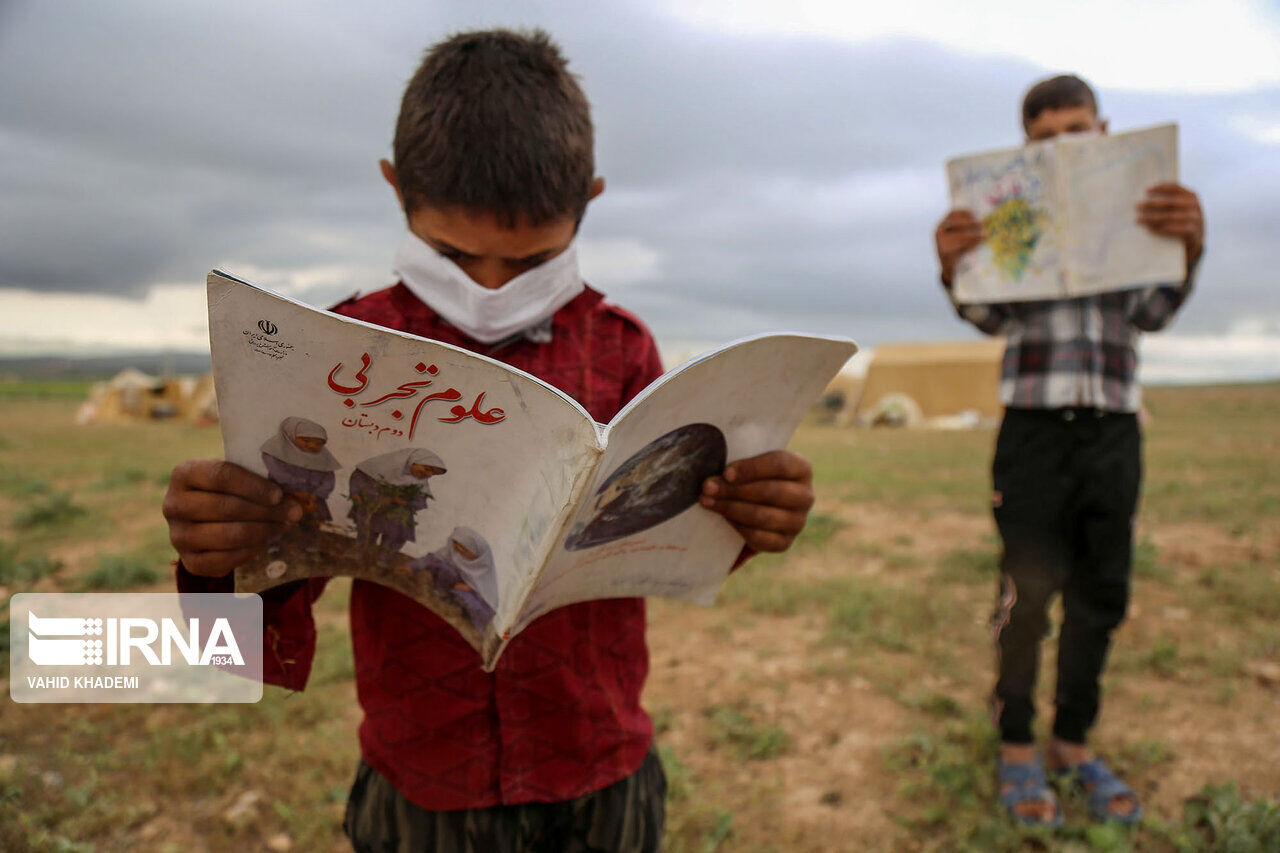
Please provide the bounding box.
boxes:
[181,283,680,810]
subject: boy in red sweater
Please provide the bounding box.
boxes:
[164,29,816,851]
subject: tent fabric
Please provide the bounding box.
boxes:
[855,340,1004,420]
[77,370,220,424]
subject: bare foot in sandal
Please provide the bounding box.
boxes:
[1046,739,1139,821]
[1000,743,1061,824]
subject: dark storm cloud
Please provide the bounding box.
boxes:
[0,0,1276,345]
[0,0,408,294]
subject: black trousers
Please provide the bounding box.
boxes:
[989,407,1142,744]
[343,747,666,853]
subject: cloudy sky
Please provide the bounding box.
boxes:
[2,0,1278,380]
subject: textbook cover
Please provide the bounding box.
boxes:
[206,270,856,669]
[946,123,1185,303]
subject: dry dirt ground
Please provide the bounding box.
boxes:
[2,386,1277,851]
[646,500,1280,851]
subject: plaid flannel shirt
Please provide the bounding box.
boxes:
[948,264,1198,412]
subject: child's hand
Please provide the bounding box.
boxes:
[699,451,815,552]
[935,208,985,285]
[163,460,302,577]
[1137,183,1204,267]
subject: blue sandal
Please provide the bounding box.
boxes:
[998,756,1063,827]
[1056,759,1143,826]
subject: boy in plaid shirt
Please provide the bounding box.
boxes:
[934,74,1204,826]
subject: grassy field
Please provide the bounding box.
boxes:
[0,379,94,400]
[1,384,1277,851]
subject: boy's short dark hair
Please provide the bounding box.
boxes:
[393,28,595,226]
[1021,74,1099,131]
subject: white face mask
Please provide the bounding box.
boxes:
[393,230,584,344]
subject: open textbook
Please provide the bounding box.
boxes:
[207,270,856,669]
[946,123,1184,304]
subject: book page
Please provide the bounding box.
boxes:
[947,140,1067,303]
[207,272,600,660]
[1057,123,1184,296]
[510,334,857,635]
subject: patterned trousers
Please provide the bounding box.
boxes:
[343,747,667,852]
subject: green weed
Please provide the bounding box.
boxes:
[705,705,791,761]
[94,467,148,490]
[793,511,847,549]
[1132,537,1166,580]
[721,571,821,617]
[12,492,86,530]
[1198,561,1280,621]
[903,691,966,719]
[1116,737,1176,774]
[80,555,160,590]
[1139,634,1181,678]
[0,542,63,585]
[935,538,999,585]
[660,746,740,853]
[702,810,734,852]
[0,379,94,399]
[1172,782,1280,851]
[0,471,49,496]
[658,744,691,802]
[651,706,676,736]
[824,579,934,653]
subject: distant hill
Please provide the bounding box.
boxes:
[0,351,212,381]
